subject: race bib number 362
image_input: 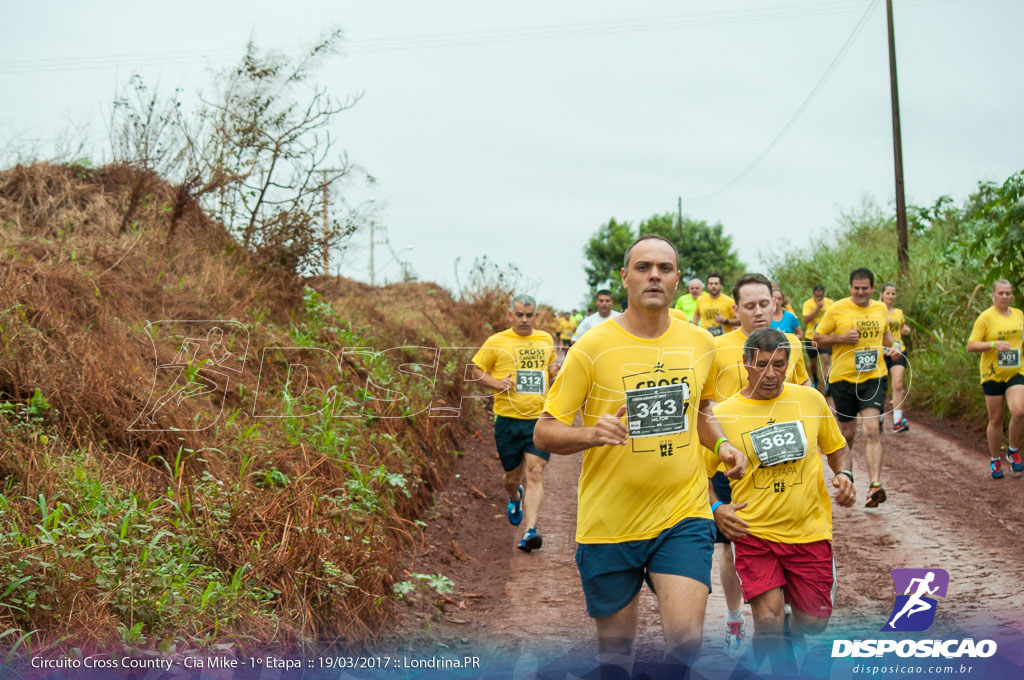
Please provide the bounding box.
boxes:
[625,383,689,438]
[515,370,545,394]
[997,349,1021,369]
[749,421,808,467]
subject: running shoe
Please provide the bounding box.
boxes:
[865,483,887,507]
[990,459,1004,480]
[507,485,524,525]
[893,418,909,433]
[1007,449,1023,473]
[878,416,884,434]
[517,526,542,552]
[724,621,746,658]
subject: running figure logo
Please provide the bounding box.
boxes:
[882,568,949,632]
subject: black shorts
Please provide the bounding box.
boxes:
[806,344,833,360]
[711,471,733,544]
[884,354,908,370]
[982,374,1024,397]
[830,377,887,422]
[493,415,550,471]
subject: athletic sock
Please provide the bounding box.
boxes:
[894,409,903,424]
[1010,447,1020,454]
[727,609,743,623]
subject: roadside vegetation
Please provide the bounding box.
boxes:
[769,169,1024,426]
[0,161,508,657]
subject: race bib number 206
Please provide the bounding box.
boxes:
[625,383,689,438]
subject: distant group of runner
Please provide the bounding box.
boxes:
[469,234,1024,675]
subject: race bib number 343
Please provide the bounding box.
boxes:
[515,370,545,394]
[625,383,689,438]
[998,349,1021,368]
[749,421,808,467]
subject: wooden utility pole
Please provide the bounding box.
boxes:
[886,0,910,276]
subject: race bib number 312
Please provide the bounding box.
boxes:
[749,421,808,467]
[625,383,689,438]
[515,370,545,394]
[997,349,1021,369]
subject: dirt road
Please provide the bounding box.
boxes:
[387,414,1024,671]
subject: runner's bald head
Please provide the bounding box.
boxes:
[622,234,679,269]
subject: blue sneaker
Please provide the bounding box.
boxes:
[507,485,524,525]
[1007,449,1022,473]
[991,458,1004,479]
[517,526,542,552]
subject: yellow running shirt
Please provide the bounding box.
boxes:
[708,330,809,402]
[544,317,716,544]
[815,297,889,384]
[711,384,846,543]
[472,329,555,419]
[886,307,907,351]
[801,297,834,340]
[968,306,1024,384]
[668,307,689,323]
[695,293,736,337]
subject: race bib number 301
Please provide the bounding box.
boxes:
[625,383,689,438]
[749,421,808,467]
[997,349,1021,368]
[515,370,545,394]
[854,348,878,372]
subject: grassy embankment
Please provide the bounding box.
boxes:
[0,163,507,656]
[769,171,1023,429]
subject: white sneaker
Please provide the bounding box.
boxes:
[725,620,746,658]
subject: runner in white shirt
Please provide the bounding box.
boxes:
[571,289,621,343]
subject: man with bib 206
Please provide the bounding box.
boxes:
[534,235,746,679]
[711,328,855,673]
[705,273,810,657]
[813,268,894,507]
[967,279,1024,479]
[471,295,558,551]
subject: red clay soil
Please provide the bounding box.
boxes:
[382,412,1024,668]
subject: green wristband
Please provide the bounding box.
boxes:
[714,437,728,456]
[991,341,995,349]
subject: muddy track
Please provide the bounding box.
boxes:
[385,412,1024,667]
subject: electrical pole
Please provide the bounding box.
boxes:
[318,168,347,277]
[886,0,910,277]
[369,220,375,286]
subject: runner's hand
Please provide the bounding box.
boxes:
[885,345,902,359]
[994,340,1012,352]
[714,313,728,324]
[718,441,746,480]
[591,405,628,447]
[496,376,515,392]
[840,329,860,344]
[713,502,750,541]
[832,474,856,507]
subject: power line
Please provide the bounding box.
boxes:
[684,0,882,203]
[0,0,977,76]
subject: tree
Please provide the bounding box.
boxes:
[639,212,744,286]
[107,29,371,274]
[582,213,745,307]
[582,218,634,306]
[950,170,1024,289]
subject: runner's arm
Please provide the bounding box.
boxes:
[697,400,746,480]
[825,445,856,507]
[533,406,627,454]
[469,365,513,392]
[709,480,750,540]
[967,339,1010,352]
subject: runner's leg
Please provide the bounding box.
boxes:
[648,572,708,670]
[521,453,547,530]
[1006,384,1024,451]
[861,407,882,484]
[984,395,1006,460]
[594,592,640,680]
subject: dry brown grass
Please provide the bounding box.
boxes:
[0,162,507,654]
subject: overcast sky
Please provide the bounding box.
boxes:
[2,0,1022,310]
